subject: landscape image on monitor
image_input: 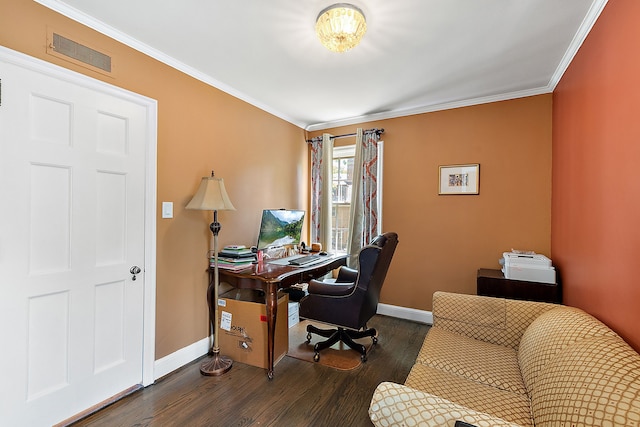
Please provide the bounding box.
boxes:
[256,209,305,250]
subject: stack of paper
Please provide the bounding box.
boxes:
[214,245,255,270]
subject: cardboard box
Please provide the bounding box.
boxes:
[217,289,288,369]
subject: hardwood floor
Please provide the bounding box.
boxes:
[73,315,430,427]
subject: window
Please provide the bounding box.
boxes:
[330,145,355,253]
[311,135,383,254]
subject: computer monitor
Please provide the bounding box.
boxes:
[256,209,305,250]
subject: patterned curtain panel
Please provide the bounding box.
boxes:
[310,134,333,247]
[347,128,381,265]
[310,138,322,244]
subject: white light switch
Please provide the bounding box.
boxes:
[162,202,173,219]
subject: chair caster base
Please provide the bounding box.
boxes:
[306,324,377,362]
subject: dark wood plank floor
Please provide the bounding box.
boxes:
[73,315,430,427]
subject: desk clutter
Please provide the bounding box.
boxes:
[212,245,255,271]
[213,243,330,271]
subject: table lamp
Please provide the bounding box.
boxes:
[186,170,236,375]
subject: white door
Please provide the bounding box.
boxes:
[0,50,152,426]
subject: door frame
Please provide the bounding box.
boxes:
[0,46,158,387]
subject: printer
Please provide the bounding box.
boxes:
[500,252,556,284]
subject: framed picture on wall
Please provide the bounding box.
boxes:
[439,164,480,195]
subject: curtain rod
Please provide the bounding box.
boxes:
[306,128,384,143]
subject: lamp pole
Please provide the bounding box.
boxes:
[200,209,233,375]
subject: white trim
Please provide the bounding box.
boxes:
[152,304,430,381]
[142,99,158,387]
[377,303,433,325]
[0,45,158,388]
[548,0,609,90]
[153,337,209,381]
[33,0,307,130]
[33,0,609,133]
[306,86,549,131]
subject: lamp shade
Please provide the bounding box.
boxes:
[186,176,236,211]
[315,3,367,53]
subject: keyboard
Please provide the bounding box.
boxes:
[288,254,325,266]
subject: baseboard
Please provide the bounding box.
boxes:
[153,305,431,381]
[377,303,433,325]
[154,336,210,381]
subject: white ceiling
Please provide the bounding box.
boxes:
[36,0,608,131]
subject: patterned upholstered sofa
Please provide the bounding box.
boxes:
[369,291,640,427]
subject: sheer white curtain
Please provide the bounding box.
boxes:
[346,128,382,265]
[310,133,333,249]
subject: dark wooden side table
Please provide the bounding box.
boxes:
[477,268,562,303]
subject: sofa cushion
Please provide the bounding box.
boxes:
[518,306,618,395]
[406,363,533,427]
[416,327,526,395]
[370,382,527,427]
[531,335,640,426]
[433,291,556,350]
[434,291,507,328]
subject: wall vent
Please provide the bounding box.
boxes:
[50,33,112,73]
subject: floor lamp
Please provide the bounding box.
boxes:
[186,171,236,375]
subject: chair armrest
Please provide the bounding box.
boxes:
[432,291,557,349]
[335,266,358,283]
[307,279,354,296]
[369,382,524,427]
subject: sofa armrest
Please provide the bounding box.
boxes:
[369,382,524,427]
[432,291,556,349]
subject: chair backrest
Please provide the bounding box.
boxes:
[356,232,399,326]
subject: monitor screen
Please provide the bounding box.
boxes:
[256,209,305,250]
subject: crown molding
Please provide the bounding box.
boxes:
[33,0,308,129]
[36,0,609,133]
[305,86,552,132]
[547,0,609,90]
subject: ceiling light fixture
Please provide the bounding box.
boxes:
[315,3,367,53]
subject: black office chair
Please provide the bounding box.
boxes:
[298,232,399,362]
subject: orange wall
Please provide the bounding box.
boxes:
[309,95,553,310]
[1,0,307,359]
[552,0,640,351]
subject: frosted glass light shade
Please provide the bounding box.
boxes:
[315,3,367,53]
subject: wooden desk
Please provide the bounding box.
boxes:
[211,254,347,379]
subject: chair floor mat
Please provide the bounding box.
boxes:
[286,320,373,370]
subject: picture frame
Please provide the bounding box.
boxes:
[439,164,480,195]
